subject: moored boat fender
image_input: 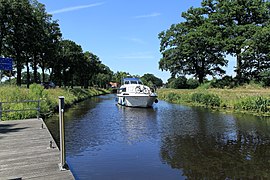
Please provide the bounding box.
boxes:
[155,99,158,103]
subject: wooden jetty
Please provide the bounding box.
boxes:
[0,118,74,179]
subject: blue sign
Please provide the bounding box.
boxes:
[0,58,13,70]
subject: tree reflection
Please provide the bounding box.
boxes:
[160,131,270,179]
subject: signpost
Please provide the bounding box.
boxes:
[0,57,13,83]
[0,58,13,70]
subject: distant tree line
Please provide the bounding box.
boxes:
[0,0,164,89]
[159,0,270,86]
[0,0,116,88]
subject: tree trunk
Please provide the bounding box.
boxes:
[26,62,30,88]
[42,66,45,82]
[235,53,242,83]
[198,73,204,84]
[16,57,22,86]
[33,57,38,83]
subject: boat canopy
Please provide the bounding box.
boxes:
[122,77,143,85]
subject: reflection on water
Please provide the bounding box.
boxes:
[45,94,270,179]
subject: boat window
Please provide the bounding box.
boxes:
[131,81,137,84]
[138,81,142,84]
[121,88,126,92]
[124,81,130,84]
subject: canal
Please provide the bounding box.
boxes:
[45,94,270,179]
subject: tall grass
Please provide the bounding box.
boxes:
[0,84,109,120]
[157,87,270,116]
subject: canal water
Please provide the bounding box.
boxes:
[45,94,270,179]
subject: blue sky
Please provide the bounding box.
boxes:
[38,0,235,82]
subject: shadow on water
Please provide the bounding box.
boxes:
[159,107,270,179]
[45,94,270,179]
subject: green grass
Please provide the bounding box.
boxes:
[0,84,109,120]
[157,86,270,116]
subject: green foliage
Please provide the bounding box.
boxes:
[191,93,221,107]
[235,96,270,113]
[210,76,235,88]
[166,92,177,102]
[0,85,108,120]
[186,78,199,89]
[197,82,211,90]
[0,1,112,88]
[159,0,270,84]
[141,73,163,87]
[159,8,227,83]
[258,71,270,87]
[112,71,131,84]
[168,76,187,89]
[158,87,270,116]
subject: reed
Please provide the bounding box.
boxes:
[0,84,109,120]
[157,87,270,116]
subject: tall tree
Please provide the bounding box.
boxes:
[201,0,270,82]
[5,0,34,86]
[93,64,113,88]
[159,7,227,83]
[55,40,84,88]
[112,71,131,84]
[141,73,163,87]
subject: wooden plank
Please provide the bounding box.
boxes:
[0,119,74,179]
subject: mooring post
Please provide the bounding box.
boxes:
[59,96,67,170]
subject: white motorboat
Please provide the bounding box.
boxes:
[117,77,158,107]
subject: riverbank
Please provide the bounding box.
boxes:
[0,84,110,120]
[157,86,270,116]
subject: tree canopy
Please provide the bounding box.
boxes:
[159,0,270,84]
[0,0,115,88]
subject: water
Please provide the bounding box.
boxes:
[45,94,270,179]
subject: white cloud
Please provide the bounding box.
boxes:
[49,2,105,15]
[133,12,161,19]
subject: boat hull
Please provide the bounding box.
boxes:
[117,94,157,107]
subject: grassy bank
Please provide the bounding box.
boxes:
[157,86,270,116]
[0,84,109,120]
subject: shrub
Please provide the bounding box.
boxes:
[187,78,199,89]
[234,96,270,113]
[210,76,235,88]
[168,76,187,89]
[258,71,270,87]
[191,92,221,107]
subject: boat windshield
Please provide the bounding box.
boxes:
[124,80,143,84]
[123,78,143,85]
[130,81,137,84]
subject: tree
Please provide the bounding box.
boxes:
[0,0,62,87]
[168,76,187,89]
[201,0,270,82]
[159,7,227,84]
[4,0,35,86]
[93,64,113,88]
[141,73,163,87]
[112,71,131,84]
[54,40,84,88]
[241,24,270,81]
